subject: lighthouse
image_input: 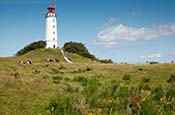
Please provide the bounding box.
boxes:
[45,4,58,48]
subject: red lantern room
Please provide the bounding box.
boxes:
[48,4,55,10]
[46,4,56,18]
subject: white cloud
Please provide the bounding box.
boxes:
[140,53,162,59]
[148,53,162,58]
[140,56,146,59]
[94,22,175,47]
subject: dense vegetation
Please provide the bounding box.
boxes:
[0,52,175,115]
[48,74,175,115]
[63,41,113,63]
[16,41,46,56]
[63,42,96,60]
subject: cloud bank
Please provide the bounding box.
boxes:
[94,22,175,47]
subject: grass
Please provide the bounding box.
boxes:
[0,49,175,114]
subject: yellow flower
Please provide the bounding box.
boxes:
[87,112,94,115]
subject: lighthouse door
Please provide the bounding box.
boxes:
[53,45,55,48]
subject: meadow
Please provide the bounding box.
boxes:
[0,49,175,115]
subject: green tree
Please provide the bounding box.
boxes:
[16,41,46,56]
[63,41,96,60]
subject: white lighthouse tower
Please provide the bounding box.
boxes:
[45,4,58,48]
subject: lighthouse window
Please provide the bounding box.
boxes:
[53,19,55,22]
[53,25,55,28]
[53,38,55,40]
[53,32,55,34]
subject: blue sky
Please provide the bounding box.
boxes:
[0,0,175,63]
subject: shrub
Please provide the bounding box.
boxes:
[152,86,164,101]
[63,41,96,60]
[142,84,151,90]
[99,59,113,64]
[167,74,175,83]
[51,68,64,74]
[33,69,40,74]
[140,97,159,115]
[84,79,100,97]
[16,40,46,56]
[166,87,175,101]
[52,76,62,84]
[142,77,151,83]
[73,76,88,86]
[149,62,159,64]
[64,77,70,81]
[122,74,131,81]
[47,95,79,115]
[59,65,66,70]
[138,68,143,71]
[86,67,92,71]
[14,72,20,79]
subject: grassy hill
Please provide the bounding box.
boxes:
[0,49,175,115]
[0,48,95,64]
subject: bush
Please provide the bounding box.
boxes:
[84,79,100,97]
[152,86,164,101]
[59,65,66,70]
[16,41,46,56]
[143,84,151,90]
[99,59,113,64]
[167,74,175,83]
[140,97,159,115]
[47,95,79,115]
[138,68,143,71]
[13,72,20,79]
[166,86,175,101]
[142,77,151,83]
[149,62,159,64]
[33,69,40,74]
[63,41,96,60]
[86,67,92,71]
[73,76,88,86]
[122,74,131,81]
[52,76,62,84]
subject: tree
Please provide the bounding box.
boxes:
[63,41,96,60]
[16,41,46,56]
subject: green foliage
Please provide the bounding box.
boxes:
[99,59,113,64]
[166,85,175,100]
[138,68,144,71]
[152,86,164,101]
[63,41,96,60]
[1,59,175,114]
[47,95,80,115]
[73,76,88,86]
[16,41,46,56]
[59,65,66,70]
[52,76,62,84]
[150,62,159,64]
[142,77,151,83]
[84,79,100,97]
[122,74,131,81]
[167,74,175,83]
[33,69,40,74]
[140,97,159,115]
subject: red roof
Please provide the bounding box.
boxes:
[48,4,55,10]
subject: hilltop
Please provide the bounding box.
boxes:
[0,48,96,64]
